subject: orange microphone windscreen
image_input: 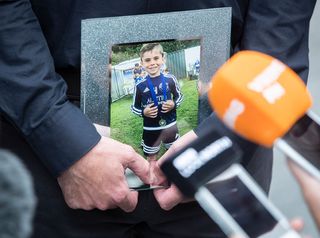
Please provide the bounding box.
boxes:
[208,51,312,147]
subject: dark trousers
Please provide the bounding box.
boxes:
[0,116,226,238]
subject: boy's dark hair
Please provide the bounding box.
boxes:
[140,43,164,59]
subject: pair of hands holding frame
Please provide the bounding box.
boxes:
[57,129,196,212]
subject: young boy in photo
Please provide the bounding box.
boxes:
[131,43,183,165]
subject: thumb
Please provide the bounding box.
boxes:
[290,217,304,232]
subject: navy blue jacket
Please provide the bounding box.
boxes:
[0,0,316,177]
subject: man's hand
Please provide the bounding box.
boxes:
[153,130,197,210]
[290,218,304,232]
[143,103,158,118]
[288,160,320,230]
[57,136,150,212]
[161,100,175,113]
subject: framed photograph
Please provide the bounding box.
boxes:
[81,8,231,187]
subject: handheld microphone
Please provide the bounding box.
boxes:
[160,51,304,237]
[161,118,300,238]
[208,50,320,180]
[161,123,250,237]
[161,122,243,197]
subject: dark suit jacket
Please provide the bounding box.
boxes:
[0,0,316,177]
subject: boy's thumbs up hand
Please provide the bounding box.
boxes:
[161,100,175,113]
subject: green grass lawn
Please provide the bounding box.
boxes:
[110,78,198,159]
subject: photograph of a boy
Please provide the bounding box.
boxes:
[131,43,183,162]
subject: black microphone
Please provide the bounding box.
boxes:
[161,113,245,197]
[0,150,36,238]
[160,114,265,237]
[160,115,300,238]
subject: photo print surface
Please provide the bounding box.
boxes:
[110,39,201,159]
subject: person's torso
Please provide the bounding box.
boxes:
[31,0,247,69]
[30,0,247,97]
[137,73,178,129]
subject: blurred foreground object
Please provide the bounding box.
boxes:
[0,150,36,238]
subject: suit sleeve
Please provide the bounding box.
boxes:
[195,0,316,135]
[0,0,101,177]
[238,0,316,83]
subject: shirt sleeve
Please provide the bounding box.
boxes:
[0,0,101,177]
[131,85,143,116]
[238,0,316,83]
[169,75,183,108]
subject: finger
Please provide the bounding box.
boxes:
[287,160,316,188]
[151,110,158,115]
[145,111,156,118]
[126,153,150,184]
[157,146,177,164]
[115,185,139,212]
[149,159,158,185]
[161,105,170,111]
[229,235,246,238]
[162,105,171,110]
[159,131,197,156]
[288,160,310,178]
[106,161,139,212]
[148,111,156,116]
[164,100,173,107]
[64,194,95,210]
[150,110,158,115]
[153,185,184,210]
[290,218,304,231]
[162,103,169,109]
[151,161,167,186]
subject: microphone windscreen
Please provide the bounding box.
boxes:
[208,51,312,147]
[0,150,36,238]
